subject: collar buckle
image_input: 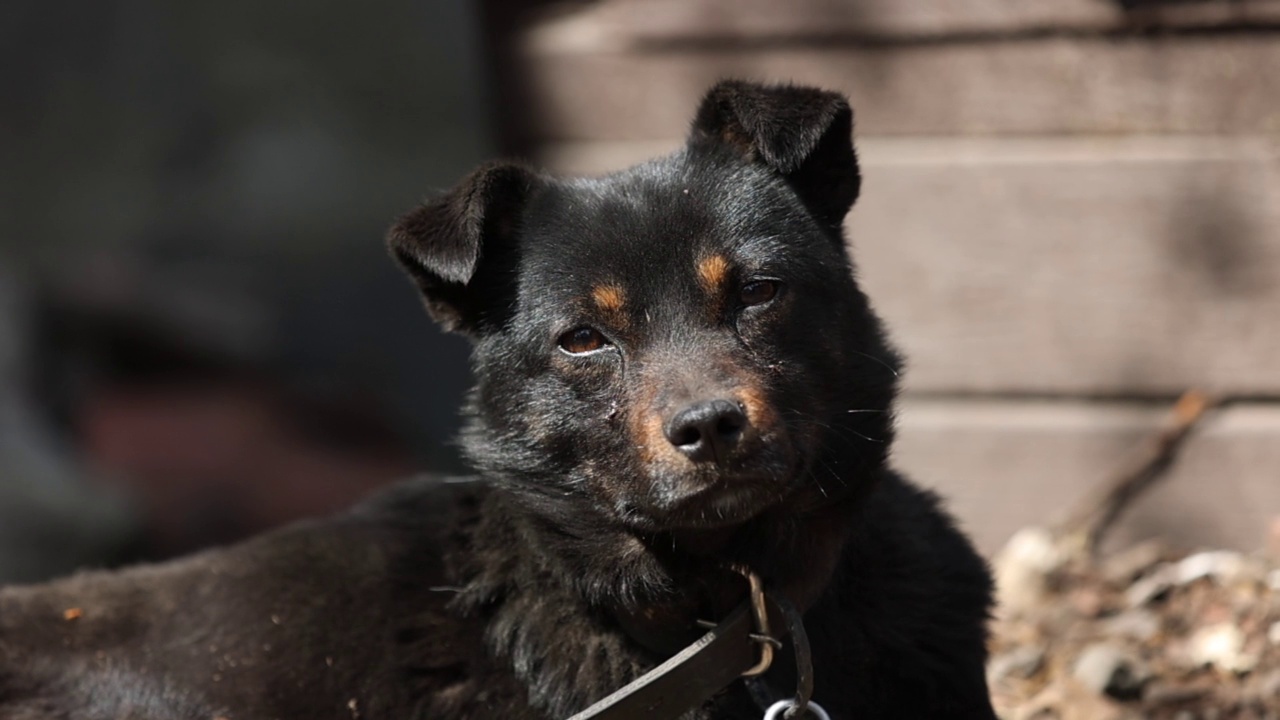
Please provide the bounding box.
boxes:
[732,565,781,677]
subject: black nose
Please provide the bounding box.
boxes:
[665,399,747,464]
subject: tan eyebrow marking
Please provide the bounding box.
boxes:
[697,254,730,294]
[591,284,626,314]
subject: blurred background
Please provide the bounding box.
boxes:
[2,0,1278,584]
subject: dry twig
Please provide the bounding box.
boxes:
[1055,389,1215,562]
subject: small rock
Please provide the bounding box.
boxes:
[1258,669,1280,700]
[1070,586,1106,618]
[1016,678,1130,720]
[995,527,1065,616]
[1073,643,1150,700]
[1267,568,1280,592]
[1101,609,1161,642]
[1146,681,1211,706]
[1242,668,1280,709]
[1186,623,1258,673]
[1175,551,1246,585]
[1100,540,1167,585]
[1269,621,1280,647]
[1126,564,1176,607]
[989,645,1046,683]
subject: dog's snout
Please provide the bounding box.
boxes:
[664,399,747,464]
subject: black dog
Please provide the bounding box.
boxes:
[0,81,997,719]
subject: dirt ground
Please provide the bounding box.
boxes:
[990,524,1280,720]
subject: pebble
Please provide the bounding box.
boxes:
[1014,678,1130,720]
[1100,609,1161,642]
[1146,682,1211,706]
[1186,623,1258,673]
[1100,540,1166,585]
[1126,564,1176,607]
[989,645,1045,683]
[995,527,1065,616]
[1257,669,1280,700]
[1072,643,1150,700]
[1175,551,1246,585]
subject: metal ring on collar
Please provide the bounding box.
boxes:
[762,699,831,720]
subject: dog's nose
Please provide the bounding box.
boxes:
[665,399,747,464]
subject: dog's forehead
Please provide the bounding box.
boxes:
[519,155,801,304]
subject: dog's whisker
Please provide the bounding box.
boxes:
[812,476,829,498]
[850,349,901,378]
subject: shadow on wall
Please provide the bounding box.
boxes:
[1167,179,1268,300]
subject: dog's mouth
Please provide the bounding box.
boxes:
[616,467,794,531]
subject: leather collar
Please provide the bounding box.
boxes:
[568,571,814,720]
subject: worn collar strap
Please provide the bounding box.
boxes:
[566,573,813,720]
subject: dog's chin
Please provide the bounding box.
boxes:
[622,474,788,531]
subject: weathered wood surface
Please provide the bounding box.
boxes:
[525,0,1280,54]
[895,399,1280,555]
[513,37,1280,140]
[538,136,1280,396]
[853,137,1280,396]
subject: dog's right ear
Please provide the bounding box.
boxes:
[387,162,536,335]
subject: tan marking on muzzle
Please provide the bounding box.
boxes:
[629,371,671,464]
[633,410,672,464]
[736,383,778,430]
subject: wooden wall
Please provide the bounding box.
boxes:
[490,0,1280,554]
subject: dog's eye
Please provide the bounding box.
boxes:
[740,280,779,307]
[558,327,609,355]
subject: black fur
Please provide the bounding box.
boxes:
[0,81,997,719]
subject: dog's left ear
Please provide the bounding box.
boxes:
[689,80,859,231]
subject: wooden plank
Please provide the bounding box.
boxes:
[514,37,1280,140]
[525,0,1280,52]
[894,399,1280,555]
[524,0,1109,53]
[525,0,1280,54]
[536,136,1280,396]
[850,136,1280,396]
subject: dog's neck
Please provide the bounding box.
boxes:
[456,474,866,639]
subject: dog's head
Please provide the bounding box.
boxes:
[390,81,899,533]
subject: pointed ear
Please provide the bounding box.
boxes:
[689,80,860,231]
[387,162,536,334]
